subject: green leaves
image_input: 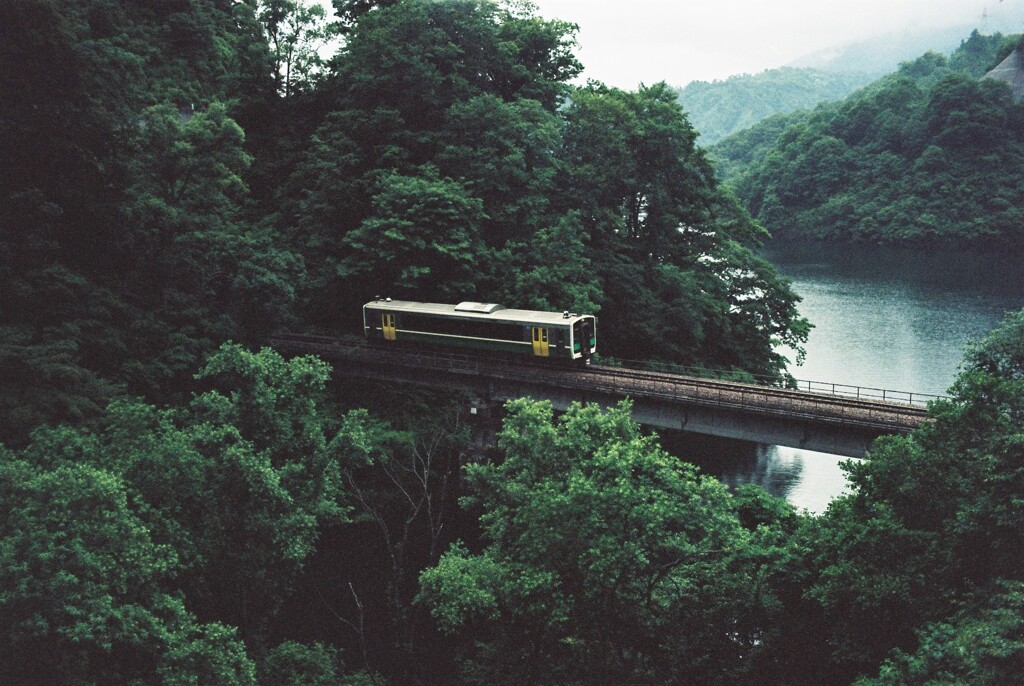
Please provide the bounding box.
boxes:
[508,211,602,315]
[120,101,300,394]
[557,81,808,376]
[257,0,332,98]
[562,82,714,255]
[678,67,874,145]
[719,33,1024,245]
[420,399,761,684]
[279,0,809,380]
[1,344,360,675]
[291,0,583,317]
[790,308,1024,681]
[260,640,341,686]
[340,168,486,300]
[861,581,1024,686]
[0,454,256,684]
[418,542,502,634]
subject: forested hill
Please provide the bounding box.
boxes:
[10,4,1024,686]
[0,2,811,679]
[0,0,810,447]
[712,30,1024,244]
[677,67,874,144]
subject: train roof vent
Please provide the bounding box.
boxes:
[455,301,505,314]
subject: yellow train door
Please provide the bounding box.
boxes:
[531,326,549,357]
[382,313,397,341]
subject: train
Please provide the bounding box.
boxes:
[362,298,597,363]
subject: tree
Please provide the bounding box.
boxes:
[508,211,602,315]
[330,396,467,682]
[799,308,1024,682]
[560,83,718,258]
[0,453,256,685]
[337,168,487,304]
[716,33,1024,246]
[925,74,1013,151]
[860,582,1024,686]
[290,0,580,326]
[260,641,341,686]
[677,67,873,145]
[948,30,1011,76]
[330,0,400,35]
[0,271,125,446]
[121,102,300,396]
[257,0,333,98]
[6,344,359,647]
[559,82,809,376]
[0,0,302,440]
[436,94,563,246]
[419,399,769,685]
[0,0,135,442]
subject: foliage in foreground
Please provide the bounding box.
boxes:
[419,398,795,685]
[4,308,1024,683]
[416,307,1024,685]
[802,308,1024,683]
[0,345,354,684]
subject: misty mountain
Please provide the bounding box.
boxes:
[789,23,1012,75]
[680,3,1024,145]
[712,31,1024,245]
[677,68,873,145]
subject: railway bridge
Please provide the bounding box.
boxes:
[271,334,940,458]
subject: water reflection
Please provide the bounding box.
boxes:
[736,241,1024,513]
[745,446,859,515]
[663,243,1024,513]
[666,430,858,515]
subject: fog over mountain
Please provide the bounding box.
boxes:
[789,10,1024,76]
[679,3,1023,145]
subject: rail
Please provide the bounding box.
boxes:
[270,334,933,434]
[600,357,947,407]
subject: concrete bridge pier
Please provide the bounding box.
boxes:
[462,396,504,466]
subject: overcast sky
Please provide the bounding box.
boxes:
[527,0,1023,88]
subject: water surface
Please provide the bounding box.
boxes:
[771,242,1024,396]
[708,242,1024,513]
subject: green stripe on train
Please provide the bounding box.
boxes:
[397,331,575,357]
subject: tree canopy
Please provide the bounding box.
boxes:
[713,31,1024,245]
[418,399,784,685]
[22,2,1024,684]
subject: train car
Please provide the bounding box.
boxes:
[362,298,596,362]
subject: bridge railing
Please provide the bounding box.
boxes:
[600,356,948,407]
[270,335,933,430]
[786,379,947,407]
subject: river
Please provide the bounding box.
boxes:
[693,241,1024,514]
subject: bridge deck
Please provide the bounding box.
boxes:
[271,334,931,436]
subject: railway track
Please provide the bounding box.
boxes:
[270,333,934,433]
